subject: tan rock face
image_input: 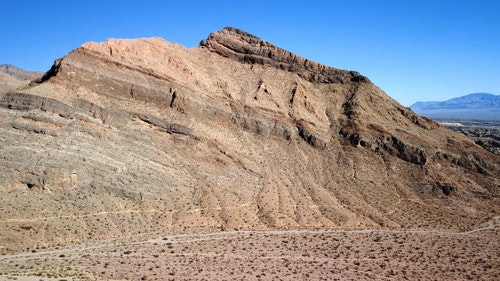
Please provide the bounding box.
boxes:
[0,27,498,253]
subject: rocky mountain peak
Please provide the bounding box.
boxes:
[0,27,498,254]
[200,27,369,84]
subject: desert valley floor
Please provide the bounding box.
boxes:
[1,215,498,281]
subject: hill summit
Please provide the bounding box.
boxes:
[0,27,498,253]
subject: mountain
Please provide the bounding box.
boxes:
[0,64,44,81]
[0,64,44,94]
[0,27,498,253]
[410,93,500,120]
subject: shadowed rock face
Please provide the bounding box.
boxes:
[0,27,498,253]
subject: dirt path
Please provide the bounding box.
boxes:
[1,214,497,262]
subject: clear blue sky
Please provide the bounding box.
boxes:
[1,0,499,106]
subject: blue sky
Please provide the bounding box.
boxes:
[1,0,498,106]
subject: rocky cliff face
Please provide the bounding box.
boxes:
[0,27,498,253]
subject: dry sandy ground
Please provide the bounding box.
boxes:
[0,216,498,281]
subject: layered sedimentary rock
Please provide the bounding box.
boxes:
[0,27,498,253]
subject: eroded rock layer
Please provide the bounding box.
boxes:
[0,27,498,253]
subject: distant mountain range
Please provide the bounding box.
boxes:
[0,64,43,80]
[0,64,43,93]
[410,93,500,120]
